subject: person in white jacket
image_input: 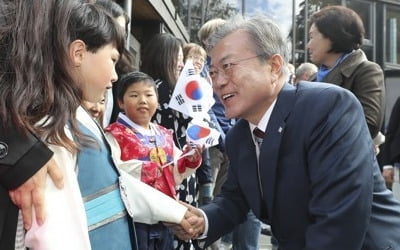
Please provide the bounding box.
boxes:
[1,0,196,249]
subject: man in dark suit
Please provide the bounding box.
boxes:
[381,96,400,199]
[168,15,400,249]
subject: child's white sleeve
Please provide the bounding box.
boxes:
[105,132,188,225]
[25,144,91,250]
[119,169,188,225]
[105,132,142,178]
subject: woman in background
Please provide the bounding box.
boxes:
[308,5,384,142]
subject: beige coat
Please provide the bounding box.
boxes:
[323,49,385,138]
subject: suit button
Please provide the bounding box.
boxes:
[0,142,8,159]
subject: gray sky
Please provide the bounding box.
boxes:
[228,0,295,36]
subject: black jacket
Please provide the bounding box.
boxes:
[381,97,400,166]
[0,124,52,249]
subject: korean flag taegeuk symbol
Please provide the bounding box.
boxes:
[169,60,215,118]
[186,119,220,148]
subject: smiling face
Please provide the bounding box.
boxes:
[186,53,206,75]
[77,43,120,103]
[118,81,158,129]
[184,46,207,75]
[210,30,284,124]
[82,97,106,121]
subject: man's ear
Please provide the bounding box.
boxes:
[269,54,284,82]
[69,40,87,67]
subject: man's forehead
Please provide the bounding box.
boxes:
[217,30,250,50]
[211,38,253,64]
[210,34,238,59]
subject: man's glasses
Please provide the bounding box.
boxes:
[209,54,265,82]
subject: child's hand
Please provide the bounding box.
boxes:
[184,143,204,162]
[177,143,204,172]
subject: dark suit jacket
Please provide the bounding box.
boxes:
[0,125,53,249]
[381,96,400,166]
[202,82,400,249]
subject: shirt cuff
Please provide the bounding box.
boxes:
[383,165,394,170]
[197,208,209,239]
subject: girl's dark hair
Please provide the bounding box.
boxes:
[0,0,125,151]
[117,71,157,101]
[140,33,183,89]
[309,5,365,53]
[68,3,125,55]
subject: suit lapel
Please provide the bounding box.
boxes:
[228,120,264,217]
[259,83,297,219]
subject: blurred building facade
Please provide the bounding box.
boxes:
[115,0,190,69]
[116,0,399,120]
[117,0,400,70]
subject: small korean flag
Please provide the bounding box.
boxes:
[186,118,220,148]
[169,60,215,119]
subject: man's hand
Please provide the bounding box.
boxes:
[383,167,394,186]
[8,157,63,229]
[164,202,205,240]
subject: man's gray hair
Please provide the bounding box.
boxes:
[208,15,290,75]
[295,62,318,80]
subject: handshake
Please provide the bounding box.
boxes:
[164,202,206,240]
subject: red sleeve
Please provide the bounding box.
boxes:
[177,149,202,173]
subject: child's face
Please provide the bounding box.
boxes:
[82,98,106,121]
[78,43,120,103]
[118,81,158,128]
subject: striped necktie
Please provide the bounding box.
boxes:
[253,127,265,148]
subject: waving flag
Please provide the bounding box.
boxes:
[169,60,215,119]
[186,118,220,148]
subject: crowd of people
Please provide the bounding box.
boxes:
[1,1,400,250]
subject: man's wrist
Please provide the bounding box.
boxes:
[383,165,394,170]
[197,209,208,239]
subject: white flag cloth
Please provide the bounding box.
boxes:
[169,60,215,119]
[186,118,220,148]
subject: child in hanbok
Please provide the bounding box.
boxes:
[105,71,203,249]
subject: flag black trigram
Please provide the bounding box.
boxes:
[205,137,214,145]
[176,94,185,105]
[187,69,196,76]
[192,105,202,112]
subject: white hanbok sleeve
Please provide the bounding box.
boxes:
[25,143,91,250]
[105,132,188,225]
[105,132,143,178]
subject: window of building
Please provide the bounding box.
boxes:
[293,0,342,65]
[386,5,400,65]
[346,0,374,60]
[346,0,373,40]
